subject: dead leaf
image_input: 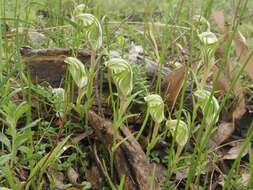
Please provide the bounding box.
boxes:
[234,32,248,61]
[234,32,253,81]
[154,164,166,183]
[67,167,79,186]
[175,168,188,181]
[162,65,185,108]
[212,65,230,96]
[85,163,103,189]
[47,168,66,189]
[227,62,246,120]
[212,10,225,32]
[211,12,247,121]
[55,112,68,128]
[15,166,28,181]
[214,45,246,120]
[211,122,234,146]
[241,170,250,186]
[223,142,249,160]
[232,90,246,120]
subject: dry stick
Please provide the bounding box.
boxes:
[91,144,116,189]
[87,110,161,190]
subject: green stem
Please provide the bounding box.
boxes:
[151,122,160,144]
[147,122,160,156]
[174,145,183,166]
[136,109,149,140]
[119,96,126,117]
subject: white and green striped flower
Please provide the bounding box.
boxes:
[198,31,218,46]
[64,57,88,89]
[144,94,165,124]
[194,89,220,125]
[72,4,102,50]
[105,58,133,96]
[166,119,189,147]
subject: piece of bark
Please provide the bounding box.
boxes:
[21,47,91,87]
[88,110,161,190]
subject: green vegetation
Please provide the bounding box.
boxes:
[1,0,253,189]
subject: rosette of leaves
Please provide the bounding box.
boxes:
[144,94,165,124]
[194,89,220,125]
[104,58,133,97]
[51,88,65,117]
[72,4,102,50]
[31,85,66,118]
[166,119,189,147]
[0,100,40,168]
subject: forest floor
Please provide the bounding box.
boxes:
[1,0,253,189]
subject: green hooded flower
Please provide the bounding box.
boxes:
[144,94,165,123]
[105,58,133,96]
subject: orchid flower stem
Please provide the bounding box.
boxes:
[175,145,183,163]
[147,122,160,156]
[170,145,183,174]
[152,122,160,144]
[109,150,115,183]
[136,108,149,140]
[119,96,126,117]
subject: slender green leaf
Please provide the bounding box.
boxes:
[25,136,71,189]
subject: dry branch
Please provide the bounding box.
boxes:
[88,110,161,190]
